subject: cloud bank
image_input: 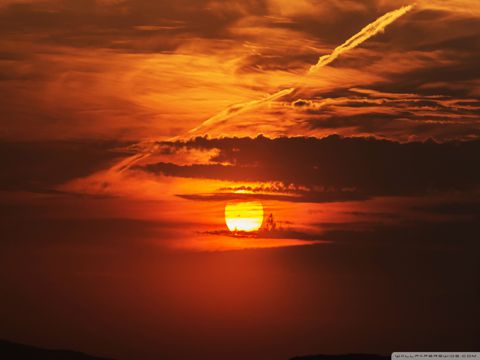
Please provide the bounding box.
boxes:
[141,135,480,199]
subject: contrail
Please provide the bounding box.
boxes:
[187,4,413,138]
[181,88,295,138]
[309,5,414,74]
[112,4,414,172]
[113,89,296,173]
[110,149,156,173]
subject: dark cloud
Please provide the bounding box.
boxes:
[412,201,480,216]
[201,228,326,242]
[0,216,171,248]
[178,190,369,204]
[317,218,480,246]
[0,140,132,191]
[141,135,480,198]
[306,112,480,141]
[200,210,480,248]
[0,0,268,52]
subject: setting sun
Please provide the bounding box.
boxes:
[225,201,264,232]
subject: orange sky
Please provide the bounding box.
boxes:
[1,0,479,141]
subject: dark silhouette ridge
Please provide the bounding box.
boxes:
[290,354,389,360]
[0,339,113,360]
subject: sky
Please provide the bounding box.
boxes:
[0,1,479,359]
[1,0,480,141]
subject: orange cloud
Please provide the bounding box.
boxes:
[185,4,414,138]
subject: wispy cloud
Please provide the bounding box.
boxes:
[184,4,414,139]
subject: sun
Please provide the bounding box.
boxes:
[225,201,264,232]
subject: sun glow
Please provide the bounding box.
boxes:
[225,201,264,232]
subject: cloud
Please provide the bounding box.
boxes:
[0,140,131,191]
[140,135,480,198]
[1,0,479,146]
[177,189,369,204]
[320,217,480,246]
[293,89,480,141]
[186,4,414,139]
[412,201,480,216]
[106,3,415,177]
[416,0,480,17]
